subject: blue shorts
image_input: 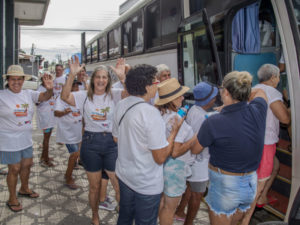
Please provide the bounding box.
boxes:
[163,157,186,197]
[43,128,53,133]
[80,131,117,173]
[65,143,80,154]
[0,146,33,165]
[205,168,257,216]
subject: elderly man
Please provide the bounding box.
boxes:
[156,64,171,82]
[113,64,181,225]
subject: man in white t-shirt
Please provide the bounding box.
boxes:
[53,64,66,99]
[112,64,181,225]
[175,82,218,225]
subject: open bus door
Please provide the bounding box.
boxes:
[177,8,223,103]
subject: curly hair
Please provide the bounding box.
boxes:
[125,64,157,96]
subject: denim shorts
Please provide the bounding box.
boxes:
[205,168,257,216]
[0,146,33,165]
[80,131,117,172]
[163,157,186,197]
[65,143,80,154]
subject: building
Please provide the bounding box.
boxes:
[0,0,50,89]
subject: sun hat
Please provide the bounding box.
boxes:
[3,65,32,81]
[193,82,218,106]
[155,78,189,105]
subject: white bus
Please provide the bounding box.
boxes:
[82,0,300,223]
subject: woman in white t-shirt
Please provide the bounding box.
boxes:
[242,64,291,224]
[61,56,126,225]
[36,75,56,167]
[54,80,82,189]
[155,78,201,225]
[0,65,53,212]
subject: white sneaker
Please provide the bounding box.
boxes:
[99,200,116,211]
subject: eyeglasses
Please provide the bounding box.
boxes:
[152,81,160,85]
[218,86,224,90]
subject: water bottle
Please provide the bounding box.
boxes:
[177,105,189,118]
[205,111,219,119]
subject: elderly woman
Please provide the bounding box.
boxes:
[61,56,126,225]
[0,65,53,212]
[155,78,200,225]
[194,71,268,225]
[242,64,290,225]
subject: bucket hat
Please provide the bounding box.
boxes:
[155,78,189,105]
[3,65,32,81]
[193,82,218,106]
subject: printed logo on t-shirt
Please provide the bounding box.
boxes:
[14,104,29,117]
[91,107,110,121]
[54,83,64,91]
[71,109,81,117]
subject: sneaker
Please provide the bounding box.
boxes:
[99,200,116,211]
[105,196,115,204]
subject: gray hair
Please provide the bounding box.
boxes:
[257,64,280,83]
[156,64,170,76]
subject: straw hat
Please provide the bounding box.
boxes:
[155,78,190,105]
[3,65,32,81]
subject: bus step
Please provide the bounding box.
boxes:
[271,178,291,198]
[265,189,289,217]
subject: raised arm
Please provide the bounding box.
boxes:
[151,117,184,165]
[61,56,84,106]
[38,74,53,102]
[249,88,268,103]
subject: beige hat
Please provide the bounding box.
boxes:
[155,78,190,105]
[3,65,32,81]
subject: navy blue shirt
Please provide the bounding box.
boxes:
[198,97,267,173]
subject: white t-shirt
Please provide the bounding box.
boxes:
[162,110,194,165]
[73,89,122,132]
[55,97,83,144]
[0,89,40,151]
[53,75,66,99]
[186,105,210,182]
[113,96,169,195]
[253,84,283,144]
[36,85,56,129]
[78,79,90,90]
[112,81,124,89]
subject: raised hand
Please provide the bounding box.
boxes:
[42,73,53,90]
[69,55,85,77]
[110,58,126,82]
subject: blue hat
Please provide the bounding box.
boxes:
[193,82,218,106]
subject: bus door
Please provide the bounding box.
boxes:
[178,9,223,102]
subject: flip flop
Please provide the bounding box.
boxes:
[65,183,79,190]
[256,203,266,208]
[18,190,39,198]
[6,201,22,212]
[268,195,278,205]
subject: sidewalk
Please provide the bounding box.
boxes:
[0,116,210,225]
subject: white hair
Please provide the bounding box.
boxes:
[156,64,170,76]
[257,64,280,82]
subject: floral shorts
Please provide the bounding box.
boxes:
[163,157,186,197]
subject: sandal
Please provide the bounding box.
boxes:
[18,190,39,198]
[40,160,54,168]
[65,183,79,190]
[6,201,22,212]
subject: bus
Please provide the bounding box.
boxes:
[82,0,300,223]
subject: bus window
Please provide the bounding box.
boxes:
[146,0,161,49]
[108,27,121,58]
[189,0,204,16]
[291,0,300,32]
[99,36,107,60]
[161,0,181,45]
[86,45,91,63]
[91,41,98,62]
[132,13,143,52]
[123,13,143,54]
[212,19,225,76]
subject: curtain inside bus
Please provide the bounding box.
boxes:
[232,2,260,53]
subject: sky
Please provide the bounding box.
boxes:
[20,0,126,63]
